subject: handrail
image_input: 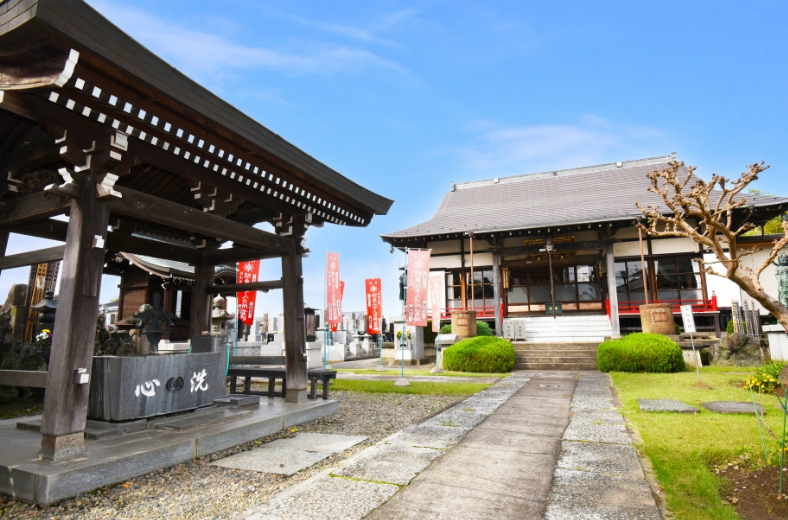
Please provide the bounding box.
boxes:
[614,298,719,314]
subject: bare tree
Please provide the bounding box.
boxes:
[635,160,788,330]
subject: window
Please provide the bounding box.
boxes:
[444,268,495,310]
[446,271,463,309]
[466,269,494,309]
[507,264,602,312]
[615,255,703,303]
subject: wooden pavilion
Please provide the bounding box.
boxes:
[0,0,392,461]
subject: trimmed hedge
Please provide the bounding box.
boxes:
[439,321,494,337]
[443,336,515,373]
[597,333,685,373]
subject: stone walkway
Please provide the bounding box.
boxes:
[234,371,662,519]
[545,372,661,519]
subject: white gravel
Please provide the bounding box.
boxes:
[0,391,463,519]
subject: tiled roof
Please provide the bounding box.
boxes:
[381,154,788,239]
[122,254,235,279]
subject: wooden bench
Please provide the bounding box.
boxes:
[227,366,337,400]
[307,369,338,400]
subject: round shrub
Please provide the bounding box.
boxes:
[443,336,515,373]
[476,321,493,336]
[597,333,685,373]
[439,321,493,336]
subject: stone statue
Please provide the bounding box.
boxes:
[776,251,788,308]
[131,293,174,354]
[0,312,47,401]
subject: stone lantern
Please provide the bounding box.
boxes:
[211,295,235,338]
[31,290,57,339]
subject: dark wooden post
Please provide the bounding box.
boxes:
[492,249,502,335]
[39,175,110,460]
[281,239,307,402]
[605,243,621,338]
[189,258,213,338]
[0,230,9,278]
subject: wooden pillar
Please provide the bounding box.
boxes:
[492,250,502,335]
[0,230,8,278]
[39,176,110,461]
[282,240,307,402]
[189,259,213,338]
[605,243,621,338]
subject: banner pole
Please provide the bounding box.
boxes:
[323,252,327,370]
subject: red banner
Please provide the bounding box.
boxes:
[406,250,431,326]
[237,260,260,326]
[326,252,341,326]
[429,272,442,333]
[330,280,344,332]
[365,278,382,334]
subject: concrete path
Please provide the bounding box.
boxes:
[367,371,577,519]
[545,372,661,519]
[234,371,662,519]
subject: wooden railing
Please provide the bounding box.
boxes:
[428,305,499,320]
[609,296,719,316]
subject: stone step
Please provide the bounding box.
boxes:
[513,350,598,357]
[512,342,600,349]
[514,362,598,370]
[515,337,608,343]
[515,356,597,363]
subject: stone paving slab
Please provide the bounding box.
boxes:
[639,398,700,413]
[546,372,660,519]
[211,433,367,476]
[423,407,489,429]
[563,418,631,445]
[390,423,470,449]
[366,480,546,520]
[238,471,399,520]
[369,373,572,519]
[701,401,765,414]
[545,468,661,520]
[334,441,444,485]
[557,441,646,480]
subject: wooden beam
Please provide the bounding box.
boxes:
[110,186,290,254]
[106,233,201,264]
[0,370,49,388]
[0,245,65,270]
[208,279,283,294]
[10,219,69,241]
[0,191,71,228]
[229,356,285,366]
[8,221,202,265]
[204,246,278,265]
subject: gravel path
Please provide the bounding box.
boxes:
[0,391,463,519]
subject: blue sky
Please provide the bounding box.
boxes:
[2,0,787,319]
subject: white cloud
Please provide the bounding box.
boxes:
[456,116,668,175]
[86,1,408,85]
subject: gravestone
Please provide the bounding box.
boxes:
[701,401,764,414]
[638,399,699,413]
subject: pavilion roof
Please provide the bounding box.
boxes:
[381,154,788,242]
[0,0,392,230]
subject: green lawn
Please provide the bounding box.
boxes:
[335,368,507,378]
[611,368,787,519]
[328,379,491,395]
